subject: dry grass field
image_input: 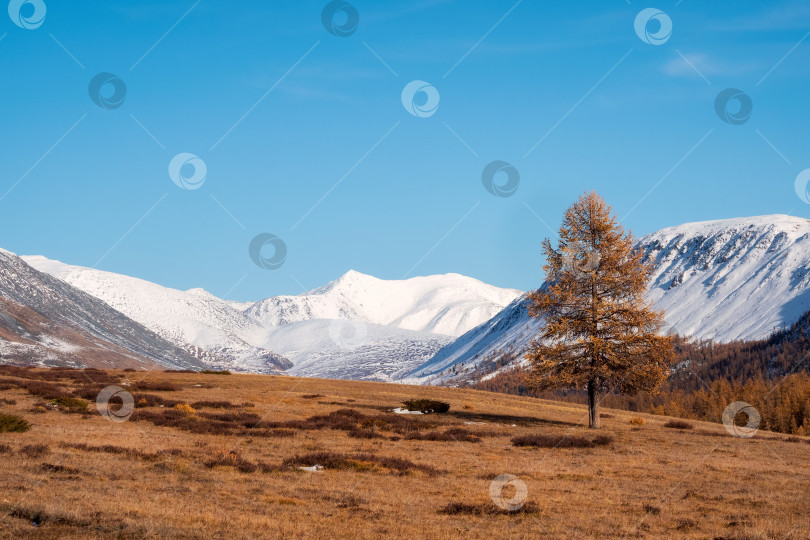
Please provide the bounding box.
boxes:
[0,367,808,539]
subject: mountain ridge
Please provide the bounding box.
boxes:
[0,250,205,370]
[21,257,521,378]
[406,214,810,384]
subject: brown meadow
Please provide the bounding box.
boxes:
[0,367,807,538]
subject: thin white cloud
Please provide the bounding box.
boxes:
[662,53,759,79]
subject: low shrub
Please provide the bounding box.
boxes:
[73,386,106,400]
[59,442,176,461]
[190,400,240,409]
[8,506,90,527]
[405,428,483,443]
[663,420,694,430]
[133,406,428,437]
[401,399,450,414]
[0,412,31,433]
[204,449,257,473]
[122,368,137,372]
[8,380,65,400]
[0,443,11,453]
[174,403,197,415]
[347,428,385,439]
[0,398,16,405]
[130,381,180,392]
[50,397,88,410]
[300,394,325,399]
[642,503,661,515]
[438,502,537,515]
[201,370,231,375]
[591,434,614,446]
[629,417,645,426]
[282,451,440,476]
[40,462,80,474]
[19,443,50,457]
[511,434,613,448]
[132,393,180,408]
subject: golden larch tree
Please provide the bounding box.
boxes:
[526,191,674,428]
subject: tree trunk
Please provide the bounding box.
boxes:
[587,379,600,429]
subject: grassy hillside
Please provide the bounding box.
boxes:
[0,367,807,538]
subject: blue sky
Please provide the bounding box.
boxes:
[1,0,809,300]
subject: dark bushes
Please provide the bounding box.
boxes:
[663,420,694,430]
[200,370,231,375]
[405,428,484,443]
[439,502,537,515]
[131,406,427,438]
[50,397,88,410]
[0,366,118,385]
[591,434,614,446]
[204,449,258,473]
[402,399,450,413]
[511,433,614,448]
[0,412,31,433]
[0,379,65,400]
[282,452,440,476]
[59,442,178,461]
[347,428,385,439]
[190,400,240,409]
[19,443,50,457]
[129,381,180,392]
[40,462,80,474]
[133,393,180,408]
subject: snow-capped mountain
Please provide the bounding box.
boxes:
[22,258,521,378]
[22,256,292,374]
[0,249,205,370]
[640,214,810,341]
[259,319,453,381]
[246,270,522,337]
[407,215,810,384]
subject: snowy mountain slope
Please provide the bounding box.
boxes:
[22,256,291,374]
[251,319,453,381]
[24,259,518,377]
[640,214,810,341]
[408,215,810,384]
[402,295,535,382]
[245,270,522,337]
[0,249,205,370]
